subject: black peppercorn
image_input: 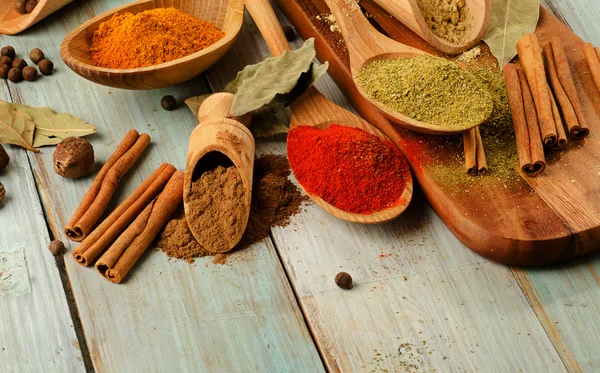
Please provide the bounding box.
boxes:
[22,66,37,81]
[8,68,22,83]
[335,272,353,289]
[1,46,15,59]
[14,0,27,13]
[29,48,45,64]
[25,0,37,13]
[12,57,27,70]
[0,56,12,66]
[282,25,297,42]
[38,59,53,75]
[0,64,10,79]
[161,95,177,111]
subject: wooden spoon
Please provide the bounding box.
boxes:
[60,0,244,90]
[245,0,413,224]
[184,93,254,253]
[372,0,491,55]
[323,0,491,135]
[0,0,73,35]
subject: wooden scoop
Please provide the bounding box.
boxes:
[184,93,254,253]
[0,0,73,35]
[60,0,244,90]
[323,0,490,135]
[245,0,413,224]
[372,0,491,55]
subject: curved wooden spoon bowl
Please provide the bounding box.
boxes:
[372,0,491,55]
[0,0,73,35]
[60,0,244,90]
[323,0,489,134]
[245,0,413,223]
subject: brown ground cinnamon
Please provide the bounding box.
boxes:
[65,130,151,242]
[97,171,184,284]
[72,163,176,266]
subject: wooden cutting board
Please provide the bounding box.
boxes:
[274,0,600,266]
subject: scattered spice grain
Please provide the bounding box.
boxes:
[22,66,37,81]
[29,48,45,64]
[12,58,26,70]
[1,46,15,59]
[48,240,65,256]
[160,95,177,111]
[335,272,353,289]
[417,0,472,44]
[8,68,22,83]
[38,59,53,75]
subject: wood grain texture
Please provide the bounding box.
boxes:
[60,0,244,90]
[0,0,74,35]
[205,5,567,372]
[0,95,85,371]
[4,2,323,372]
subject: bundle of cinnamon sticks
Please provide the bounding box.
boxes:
[65,130,183,283]
[502,33,590,177]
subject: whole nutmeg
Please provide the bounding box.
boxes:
[1,46,15,59]
[0,144,9,171]
[0,56,12,66]
[53,137,94,179]
[25,0,37,13]
[160,95,177,111]
[0,182,4,203]
[22,66,37,81]
[48,240,65,255]
[38,59,53,75]
[29,48,45,64]
[335,272,353,289]
[14,0,27,13]
[12,57,27,70]
[0,64,11,79]
[8,68,22,83]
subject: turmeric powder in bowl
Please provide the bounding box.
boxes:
[90,7,225,69]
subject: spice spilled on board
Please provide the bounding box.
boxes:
[357,55,493,129]
[287,125,409,214]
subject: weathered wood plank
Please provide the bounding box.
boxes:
[0,84,85,371]
[513,2,600,372]
[204,4,568,371]
[7,2,323,372]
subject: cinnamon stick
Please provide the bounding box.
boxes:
[583,43,600,94]
[96,171,184,284]
[504,64,545,177]
[72,163,176,266]
[463,127,487,176]
[543,42,581,139]
[516,34,557,147]
[517,68,546,175]
[549,85,568,149]
[549,36,590,139]
[65,130,151,242]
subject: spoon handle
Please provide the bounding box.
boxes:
[244,0,291,57]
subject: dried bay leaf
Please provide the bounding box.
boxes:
[0,101,38,153]
[266,62,329,112]
[230,38,327,116]
[184,94,213,117]
[483,0,540,67]
[13,104,97,147]
[249,108,289,138]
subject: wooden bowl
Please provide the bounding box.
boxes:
[60,0,244,90]
[0,0,74,35]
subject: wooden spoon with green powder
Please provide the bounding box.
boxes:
[323,0,493,135]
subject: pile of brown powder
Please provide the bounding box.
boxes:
[416,0,472,44]
[157,155,307,262]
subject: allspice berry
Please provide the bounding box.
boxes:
[38,59,53,75]
[0,144,9,171]
[25,0,37,13]
[29,48,45,64]
[0,56,12,66]
[282,25,297,42]
[8,68,22,83]
[0,64,11,80]
[22,66,37,81]
[160,95,177,111]
[48,240,65,256]
[53,137,95,179]
[12,58,27,70]
[1,46,15,59]
[335,272,353,289]
[0,182,5,203]
[14,0,27,13]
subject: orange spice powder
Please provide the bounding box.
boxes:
[90,7,225,69]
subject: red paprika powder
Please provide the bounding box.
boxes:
[287,124,410,214]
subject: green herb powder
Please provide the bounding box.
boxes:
[357,55,493,129]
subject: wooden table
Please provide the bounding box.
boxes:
[0,0,598,372]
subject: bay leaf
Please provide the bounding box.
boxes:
[230,38,325,116]
[184,94,213,117]
[483,0,540,67]
[0,101,38,153]
[266,61,329,112]
[224,64,262,94]
[249,107,289,138]
[13,104,97,147]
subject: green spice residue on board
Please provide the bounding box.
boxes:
[357,55,493,129]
